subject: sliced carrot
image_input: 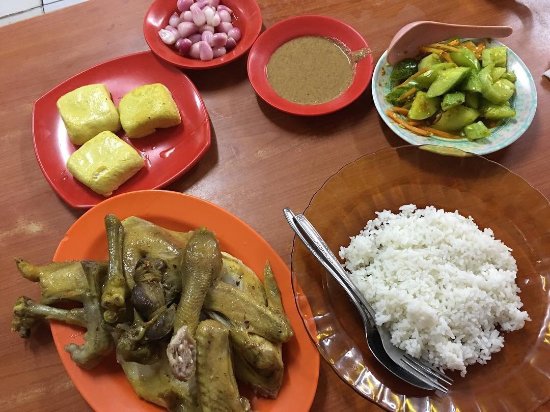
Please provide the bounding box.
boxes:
[386,110,431,136]
[419,46,444,55]
[441,52,454,63]
[420,126,462,139]
[475,42,486,60]
[391,106,409,115]
[397,87,418,102]
[426,43,460,53]
[461,41,477,52]
[407,120,423,126]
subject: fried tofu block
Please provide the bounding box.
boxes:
[67,131,144,197]
[118,83,181,138]
[57,84,121,145]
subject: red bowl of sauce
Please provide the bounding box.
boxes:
[247,15,374,115]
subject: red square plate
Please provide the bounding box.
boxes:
[32,51,211,208]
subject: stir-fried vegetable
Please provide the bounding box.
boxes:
[390,58,418,86]
[385,38,516,141]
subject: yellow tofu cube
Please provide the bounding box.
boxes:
[57,84,121,145]
[67,131,144,197]
[118,83,181,138]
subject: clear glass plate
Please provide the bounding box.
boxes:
[291,145,550,411]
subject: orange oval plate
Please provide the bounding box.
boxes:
[52,190,319,411]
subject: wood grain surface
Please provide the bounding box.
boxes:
[1,0,549,411]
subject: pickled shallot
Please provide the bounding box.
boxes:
[158,0,241,61]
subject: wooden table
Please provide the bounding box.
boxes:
[1,0,549,411]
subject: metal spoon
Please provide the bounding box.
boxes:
[386,21,513,65]
[284,208,452,392]
[351,47,372,63]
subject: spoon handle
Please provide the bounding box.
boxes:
[440,23,513,38]
[283,208,377,325]
[387,20,513,65]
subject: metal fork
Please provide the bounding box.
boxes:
[284,208,453,393]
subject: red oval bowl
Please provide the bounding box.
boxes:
[247,15,374,116]
[144,0,262,69]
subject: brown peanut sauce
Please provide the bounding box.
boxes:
[266,36,355,105]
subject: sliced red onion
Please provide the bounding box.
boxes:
[211,32,227,47]
[199,24,215,33]
[212,46,226,57]
[202,30,214,45]
[176,37,192,55]
[217,5,233,14]
[217,21,233,33]
[189,42,201,59]
[164,1,240,61]
[169,12,181,27]
[210,11,221,27]
[188,33,202,44]
[204,7,215,26]
[195,0,210,9]
[181,10,193,22]
[225,37,236,50]
[177,21,199,38]
[164,25,179,35]
[177,0,193,12]
[159,28,178,45]
[190,4,207,26]
[198,41,214,61]
[227,27,241,42]
[218,9,231,23]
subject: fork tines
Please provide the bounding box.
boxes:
[402,354,453,393]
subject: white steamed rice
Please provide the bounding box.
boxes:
[339,204,530,376]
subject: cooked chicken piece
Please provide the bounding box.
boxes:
[168,229,222,381]
[219,252,267,305]
[121,216,193,290]
[196,320,250,412]
[121,350,200,412]
[203,281,293,344]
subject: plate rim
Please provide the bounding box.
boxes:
[371,39,538,155]
[246,14,374,116]
[51,189,320,411]
[32,50,212,209]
